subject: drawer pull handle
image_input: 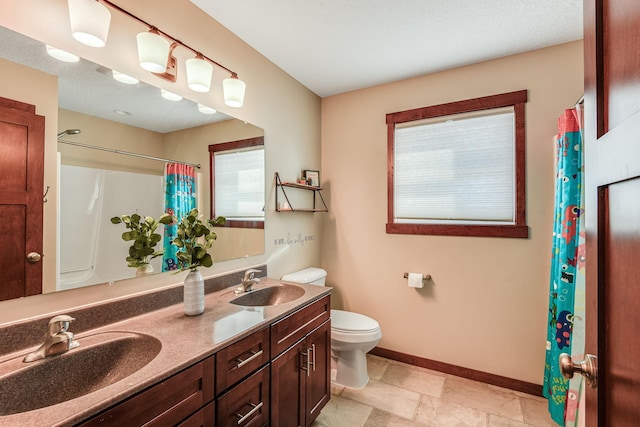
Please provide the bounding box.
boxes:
[236,350,263,369]
[236,402,263,425]
[311,344,316,372]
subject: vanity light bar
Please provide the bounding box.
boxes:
[67,0,246,107]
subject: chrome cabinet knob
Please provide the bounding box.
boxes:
[559,353,598,388]
[27,252,42,263]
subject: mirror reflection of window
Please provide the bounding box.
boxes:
[210,137,265,229]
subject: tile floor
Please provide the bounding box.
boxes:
[311,355,556,427]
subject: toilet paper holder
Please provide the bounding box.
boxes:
[403,272,431,281]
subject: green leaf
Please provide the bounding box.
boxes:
[139,246,154,256]
[111,217,122,224]
[200,254,213,268]
[150,233,162,245]
[133,237,145,250]
[158,213,174,224]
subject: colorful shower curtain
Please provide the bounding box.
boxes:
[543,107,586,426]
[162,162,197,272]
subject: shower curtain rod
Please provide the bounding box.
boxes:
[58,139,201,169]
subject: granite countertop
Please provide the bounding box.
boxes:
[0,278,331,426]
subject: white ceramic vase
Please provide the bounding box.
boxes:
[135,264,154,276]
[184,269,204,316]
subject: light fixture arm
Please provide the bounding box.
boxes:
[98,0,237,77]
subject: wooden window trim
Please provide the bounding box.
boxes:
[386,90,529,238]
[209,136,265,229]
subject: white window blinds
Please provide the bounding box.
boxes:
[214,147,265,220]
[394,109,515,225]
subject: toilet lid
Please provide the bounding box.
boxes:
[331,309,380,333]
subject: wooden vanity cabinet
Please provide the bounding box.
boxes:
[216,365,270,426]
[75,295,330,427]
[270,296,331,427]
[177,402,215,427]
[215,327,270,394]
[77,356,215,427]
[215,327,271,426]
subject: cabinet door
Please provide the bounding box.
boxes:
[217,365,269,427]
[270,340,306,427]
[304,320,331,426]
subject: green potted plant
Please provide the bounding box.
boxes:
[162,208,226,272]
[110,213,168,276]
[160,208,225,315]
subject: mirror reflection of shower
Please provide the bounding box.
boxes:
[57,128,81,139]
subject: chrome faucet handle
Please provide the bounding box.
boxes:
[47,315,75,336]
[243,269,262,281]
[23,315,79,363]
[234,269,262,294]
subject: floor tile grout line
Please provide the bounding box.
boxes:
[321,355,552,426]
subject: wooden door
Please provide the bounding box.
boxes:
[0,96,44,301]
[584,0,640,425]
[304,320,331,427]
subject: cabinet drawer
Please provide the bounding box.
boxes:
[217,365,269,427]
[215,327,270,395]
[78,356,214,427]
[177,401,215,427]
[270,295,330,357]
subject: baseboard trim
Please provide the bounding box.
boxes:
[370,347,543,397]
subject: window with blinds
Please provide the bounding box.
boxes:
[209,137,264,229]
[386,90,528,238]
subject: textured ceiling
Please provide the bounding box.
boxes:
[191,0,583,97]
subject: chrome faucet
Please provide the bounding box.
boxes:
[23,315,80,363]
[234,269,262,294]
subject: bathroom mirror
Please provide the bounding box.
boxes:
[0,26,265,297]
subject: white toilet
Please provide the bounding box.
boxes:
[281,267,382,389]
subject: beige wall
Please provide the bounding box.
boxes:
[59,109,165,174]
[0,0,321,321]
[320,41,584,384]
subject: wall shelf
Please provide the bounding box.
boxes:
[275,172,328,212]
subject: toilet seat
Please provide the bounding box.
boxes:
[331,309,382,343]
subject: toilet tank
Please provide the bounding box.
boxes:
[281,267,327,286]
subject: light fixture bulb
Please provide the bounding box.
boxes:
[223,75,246,108]
[161,89,182,101]
[46,45,80,63]
[112,70,139,85]
[68,0,111,47]
[197,104,217,114]
[186,55,213,93]
[137,30,170,73]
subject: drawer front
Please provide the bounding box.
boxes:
[78,356,215,427]
[215,327,270,395]
[270,295,330,357]
[216,365,270,427]
[177,401,215,427]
